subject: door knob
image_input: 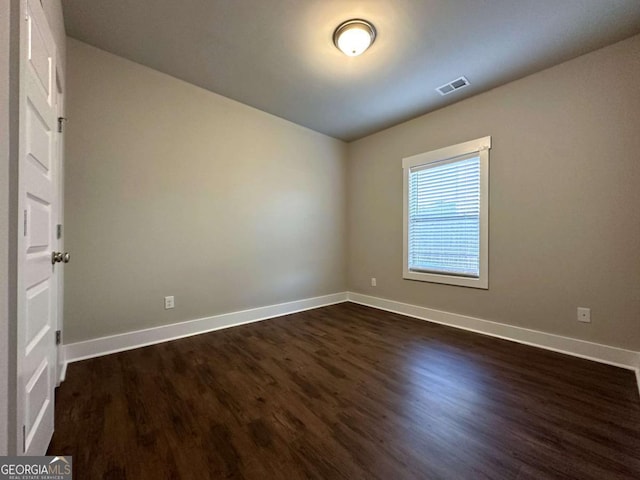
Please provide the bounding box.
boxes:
[51,252,71,264]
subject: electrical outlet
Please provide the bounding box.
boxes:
[371,277,377,287]
[164,296,175,310]
[577,307,590,323]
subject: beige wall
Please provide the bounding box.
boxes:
[66,34,640,351]
[64,39,347,343]
[347,34,640,351]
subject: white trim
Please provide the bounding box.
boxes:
[402,136,491,289]
[61,291,640,397]
[64,293,348,364]
[347,292,640,373]
[58,353,67,383]
[402,136,492,168]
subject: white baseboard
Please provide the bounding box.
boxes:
[64,292,348,364]
[62,289,639,397]
[347,292,640,375]
[58,361,67,383]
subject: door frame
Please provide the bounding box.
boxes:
[54,67,65,385]
[0,0,14,457]
[2,0,22,456]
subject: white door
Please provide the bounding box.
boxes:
[16,0,60,456]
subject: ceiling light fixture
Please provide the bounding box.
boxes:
[333,19,376,57]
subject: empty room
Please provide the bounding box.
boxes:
[1,0,640,478]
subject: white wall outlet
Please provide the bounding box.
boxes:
[577,307,590,323]
[164,296,175,310]
[371,277,377,287]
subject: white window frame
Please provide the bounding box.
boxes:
[402,136,491,289]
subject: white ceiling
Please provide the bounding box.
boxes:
[62,0,640,141]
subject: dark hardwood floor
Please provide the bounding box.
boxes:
[48,303,640,479]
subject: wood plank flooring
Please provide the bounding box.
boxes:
[48,303,640,479]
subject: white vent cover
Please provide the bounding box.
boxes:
[436,76,470,96]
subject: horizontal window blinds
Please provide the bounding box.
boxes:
[408,154,481,278]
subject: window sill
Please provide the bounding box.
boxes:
[403,269,488,289]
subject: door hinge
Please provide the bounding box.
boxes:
[55,330,61,345]
[23,210,27,236]
[57,117,67,133]
[56,224,62,239]
[22,425,26,453]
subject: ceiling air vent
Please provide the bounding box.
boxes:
[436,76,470,96]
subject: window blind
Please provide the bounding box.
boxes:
[408,154,481,278]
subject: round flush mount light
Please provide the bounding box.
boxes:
[333,19,376,57]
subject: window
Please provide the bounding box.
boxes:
[402,136,490,289]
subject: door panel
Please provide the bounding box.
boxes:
[26,199,51,251]
[24,360,51,449]
[17,0,58,456]
[27,10,52,103]
[26,283,50,346]
[24,163,52,206]
[24,255,50,292]
[26,100,52,170]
